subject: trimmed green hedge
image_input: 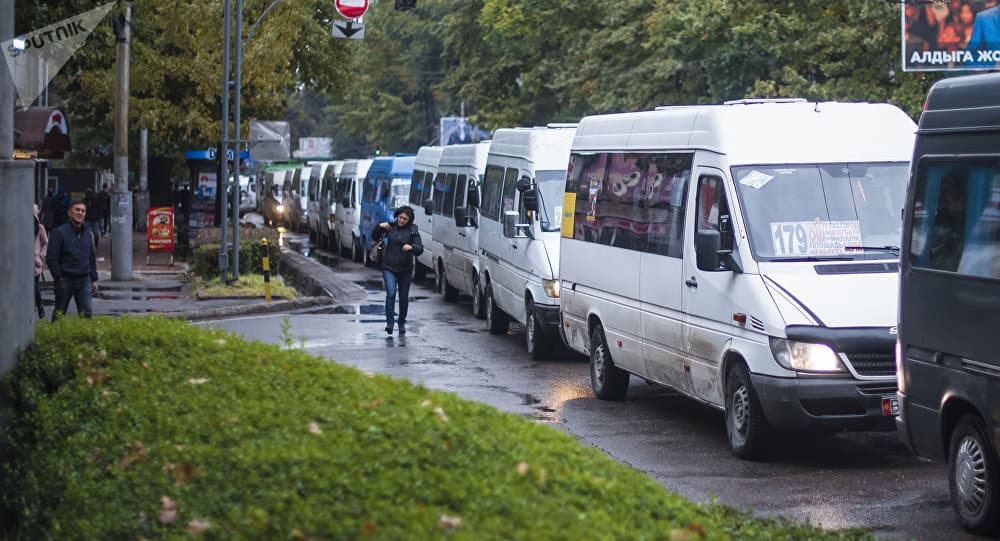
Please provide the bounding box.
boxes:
[1,318,875,540]
[193,240,281,280]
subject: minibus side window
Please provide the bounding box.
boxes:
[409,170,424,206]
[696,175,733,251]
[422,171,435,207]
[455,174,468,210]
[443,174,457,217]
[433,173,447,214]
[911,159,1000,278]
[502,168,519,215]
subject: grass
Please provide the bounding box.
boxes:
[0,318,876,541]
[193,274,297,301]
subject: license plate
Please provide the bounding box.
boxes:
[882,396,899,417]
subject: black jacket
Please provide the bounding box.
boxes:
[46,222,98,282]
[373,222,423,273]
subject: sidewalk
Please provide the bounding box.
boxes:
[39,229,333,320]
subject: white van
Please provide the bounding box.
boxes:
[318,160,344,250]
[431,142,490,313]
[479,124,576,359]
[333,158,373,262]
[307,161,335,243]
[559,99,916,458]
[410,146,443,280]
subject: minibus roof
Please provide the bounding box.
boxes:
[415,146,444,169]
[573,101,916,165]
[489,126,577,171]
[919,72,1000,134]
[439,141,491,169]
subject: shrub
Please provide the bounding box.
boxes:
[0,318,875,541]
[192,240,280,280]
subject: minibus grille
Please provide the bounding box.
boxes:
[844,353,896,377]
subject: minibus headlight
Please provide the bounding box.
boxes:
[769,338,845,373]
[542,279,561,298]
[276,204,285,214]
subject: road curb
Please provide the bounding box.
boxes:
[278,250,368,305]
[171,296,334,321]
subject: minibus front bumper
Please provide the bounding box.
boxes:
[533,302,561,336]
[750,373,898,431]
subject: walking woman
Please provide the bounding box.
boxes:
[373,206,423,334]
[33,204,48,319]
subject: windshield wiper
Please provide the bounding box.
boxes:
[768,256,855,262]
[843,245,900,255]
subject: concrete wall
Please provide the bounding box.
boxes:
[0,160,37,374]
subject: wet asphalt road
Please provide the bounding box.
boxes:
[205,235,975,541]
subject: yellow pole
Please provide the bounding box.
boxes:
[262,238,271,303]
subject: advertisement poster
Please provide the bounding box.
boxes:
[147,207,175,252]
[903,0,1000,71]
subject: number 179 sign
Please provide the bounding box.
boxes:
[770,220,861,257]
[335,0,369,19]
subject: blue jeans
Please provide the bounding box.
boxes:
[53,275,93,320]
[382,269,412,327]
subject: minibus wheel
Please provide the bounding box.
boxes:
[352,237,363,263]
[589,324,628,400]
[472,280,485,319]
[526,305,549,360]
[485,284,509,335]
[950,414,1000,535]
[725,364,770,459]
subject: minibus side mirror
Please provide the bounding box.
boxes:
[423,199,434,216]
[503,211,529,238]
[696,229,743,273]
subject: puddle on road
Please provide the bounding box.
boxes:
[333,304,386,315]
[353,279,384,292]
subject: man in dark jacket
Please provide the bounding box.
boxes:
[373,205,423,334]
[47,199,98,320]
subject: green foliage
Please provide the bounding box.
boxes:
[17,1,352,163]
[1,318,876,540]
[193,240,280,280]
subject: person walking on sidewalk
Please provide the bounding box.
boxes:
[33,204,49,319]
[373,206,423,335]
[98,184,111,236]
[46,199,98,320]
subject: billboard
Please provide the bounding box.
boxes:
[903,0,1000,71]
[440,117,488,146]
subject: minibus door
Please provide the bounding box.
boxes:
[682,170,739,405]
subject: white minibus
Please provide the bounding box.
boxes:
[431,141,490,314]
[479,124,576,359]
[560,99,916,458]
[333,158,373,262]
[307,161,335,243]
[410,146,443,280]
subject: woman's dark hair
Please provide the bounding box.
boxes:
[394,205,415,223]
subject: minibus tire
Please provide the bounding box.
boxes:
[949,414,1000,535]
[725,364,770,459]
[352,237,363,263]
[526,305,549,360]
[472,280,486,319]
[589,324,628,400]
[485,284,509,335]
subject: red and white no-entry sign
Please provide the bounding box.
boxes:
[334,0,369,19]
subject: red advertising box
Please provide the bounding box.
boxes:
[147,207,175,252]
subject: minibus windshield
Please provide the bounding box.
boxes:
[732,163,908,261]
[537,170,567,232]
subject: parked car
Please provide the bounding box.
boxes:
[560,99,916,458]
[897,72,1000,535]
[283,164,311,232]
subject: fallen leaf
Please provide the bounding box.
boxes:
[359,398,384,409]
[361,521,377,536]
[290,529,311,540]
[186,519,211,535]
[257,355,268,365]
[187,378,210,385]
[137,511,146,524]
[438,514,462,530]
[157,496,177,525]
[308,422,323,435]
[120,441,146,470]
[433,406,449,422]
[86,369,110,386]
[214,339,226,346]
[363,371,375,378]
[516,462,529,475]
[142,362,150,370]
[421,399,433,408]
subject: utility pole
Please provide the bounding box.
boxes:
[111,1,133,281]
[136,127,148,232]
[219,0,232,279]
[0,0,35,374]
[231,0,244,280]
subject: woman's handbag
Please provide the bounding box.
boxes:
[369,236,384,265]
